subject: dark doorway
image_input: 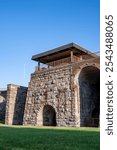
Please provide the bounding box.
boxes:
[43,105,56,126]
[79,66,100,127]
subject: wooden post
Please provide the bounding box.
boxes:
[70,50,73,62]
[38,62,40,71]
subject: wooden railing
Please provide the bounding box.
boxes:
[34,52,100,72]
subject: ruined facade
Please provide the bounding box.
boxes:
[0,90,7,122]
[5,85,27,125]
[0,85,27,125]
[0,43,100,127]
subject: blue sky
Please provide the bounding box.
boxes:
[0,0,100,88]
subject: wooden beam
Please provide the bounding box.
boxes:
[70,50,74,62]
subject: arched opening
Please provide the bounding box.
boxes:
[43,105,56,126]
[79,66,100,127]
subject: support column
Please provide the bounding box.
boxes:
[38,62,40,71]
[70,50,74,62]
[5,84,17,125]
[5,84,27,125]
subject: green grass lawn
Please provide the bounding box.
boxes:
[0,124,100,150]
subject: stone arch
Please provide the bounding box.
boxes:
[43,105,56,126]
[36,103,57,126]
[77,65,100,127]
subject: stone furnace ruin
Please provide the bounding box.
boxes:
[0,43,100,127]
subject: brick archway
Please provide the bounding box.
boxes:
[43,105,56,126]
[78,66,100,127]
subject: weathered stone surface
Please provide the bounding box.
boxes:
[23,58,100,127]
[0,90,7,121]
[5,84,28,125]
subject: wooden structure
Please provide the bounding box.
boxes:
[32,43,98,69]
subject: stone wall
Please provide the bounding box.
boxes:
[23,57,100,127]
[0,90,7,121]
[23,64,77,126]
[78,66,100,126]
[5,84,27,125]
[72,58,100,127]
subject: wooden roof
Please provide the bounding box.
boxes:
[32,42,98,63]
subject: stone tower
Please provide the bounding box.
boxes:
[23,43,100,127]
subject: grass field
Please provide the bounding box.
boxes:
[0,124,100,150]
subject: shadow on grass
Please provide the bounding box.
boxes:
[0,126,100,150]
